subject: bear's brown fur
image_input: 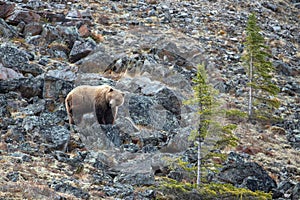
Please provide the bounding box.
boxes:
[65,85,125,125]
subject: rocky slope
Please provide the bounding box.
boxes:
[0,0,299,199]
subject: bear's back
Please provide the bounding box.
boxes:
[70,85,109,110]
[72,85,108,98]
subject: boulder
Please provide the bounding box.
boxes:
[23,22,43,37]
[43,70,74,101]
[0,66,24,80]
[0,19,18,38]
[0,77,44,99]
[218,152,277,193]
[69,39,96,63]
[6,10,40,25]
[0,2,15,19]
[50,180,90,200]
[111,153,155,186]
[77,123,122,151]
[0,46,30,66]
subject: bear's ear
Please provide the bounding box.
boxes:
[109,88,114,92]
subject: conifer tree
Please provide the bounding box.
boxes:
[186,65,238,187]
[242,13,280,121]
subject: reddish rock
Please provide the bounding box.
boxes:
[0,142,7,151]
[6,10,40,25]
[38,12,66,23]
[97,14,111,25]
[78,24,90,37]
[23,22,43,37]
[236,145,263,155]
[91,31,104,43]
[0,2,15,19]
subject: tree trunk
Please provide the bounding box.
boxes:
[248,52,253,120]
[197,136,201,186]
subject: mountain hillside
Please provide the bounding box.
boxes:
[0,0,299,199]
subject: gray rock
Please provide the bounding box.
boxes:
[111,153,155,186]
[155,87,182,119]
[292,183,300,200]
[40,125,70,151]
[263,2,278,12]
[0,45,43,75]
[77,45,116,73]
[19,63,44,76]
[128,94,154,126]
[41,24,60,44]
[218,152,277,193]
[0,77,44,99]
[43,72,74,100]
[46,69,77,82]
[274,60,300,76]
[6,171,19,182]
[160,127,192,153]
[273,180,295,199]
[50,180,90,200]
[77,123,122,151]
[162,73,193,91]
[0,46,30,66]
[20,98,45,115]
[102,183,133,197]
[0,66,24,80]
[56,25,80,48]
[69,39,96,63]
[0,19,17,38]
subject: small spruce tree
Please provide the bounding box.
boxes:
[185,65,238,187]
[242,13,280,121]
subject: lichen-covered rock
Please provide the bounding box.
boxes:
[40,125,70,151]
[0,46,30,66]
[50,180,90,200]
[155,87,182,120]
[128,94,154,126]
[0,19,17,38]
[0,77,44,99]
[218,152,277,193]
[43,71,74,101]
[0,46,44,76]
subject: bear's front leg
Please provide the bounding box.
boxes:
[104,106,115,125]
[95,103,106,124]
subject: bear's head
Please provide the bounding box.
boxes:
[106,87,125,108]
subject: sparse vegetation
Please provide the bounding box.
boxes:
[156,177,272,200]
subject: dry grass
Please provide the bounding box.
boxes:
[234,122,300,182]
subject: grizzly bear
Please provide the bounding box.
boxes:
[65,85,125,125]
